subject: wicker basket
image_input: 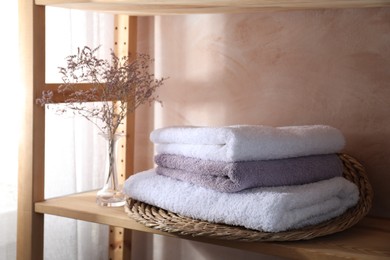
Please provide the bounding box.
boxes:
[125,153,373,241]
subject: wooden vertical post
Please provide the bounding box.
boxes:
[17,0,46,259]
[109,15,137,260]
[123,17,137,260]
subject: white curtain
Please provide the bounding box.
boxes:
[0,1,20,259]
[44,7,114,260]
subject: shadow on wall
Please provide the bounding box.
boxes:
[132,7,390,260]
[153,9,390,218]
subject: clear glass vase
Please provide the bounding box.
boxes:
[96,132,126,207]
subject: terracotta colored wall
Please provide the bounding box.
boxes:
[134,8,390,259]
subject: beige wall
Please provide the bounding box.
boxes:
[134,7,390,259]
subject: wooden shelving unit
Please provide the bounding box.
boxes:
[18,0,390,259]
[35,191,390,259]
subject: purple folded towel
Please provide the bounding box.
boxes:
[155,154,344,192]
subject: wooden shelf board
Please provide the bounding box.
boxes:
[35,190,168,235]
[35,0,390,15]
[35,191,390,259]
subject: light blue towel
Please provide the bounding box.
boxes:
[124,169,359,232]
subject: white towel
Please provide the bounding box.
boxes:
[150,125,345,162]
[124,169,359,233]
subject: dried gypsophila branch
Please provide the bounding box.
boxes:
[36,46,166,137]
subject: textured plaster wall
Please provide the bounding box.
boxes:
[133,8,390,259]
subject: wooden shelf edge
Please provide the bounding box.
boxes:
[35,0,390,15]
[35,190,167,235]
[35,191,390,259]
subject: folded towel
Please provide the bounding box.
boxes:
[150,125,345,162]
[124,169,359,232]
[155,153,344,192]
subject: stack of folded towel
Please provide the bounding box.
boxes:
[124,125,359,233]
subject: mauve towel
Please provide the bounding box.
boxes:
[155,154,344,192]
[150,125,345,162]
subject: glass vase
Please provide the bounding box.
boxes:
[96,132,126,207]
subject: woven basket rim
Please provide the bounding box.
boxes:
[125,153,373,241]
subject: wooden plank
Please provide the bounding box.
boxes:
[17,1,46,260]
[35,191,390,260]
[35,191,169,235]
[109,15,138,260]
[109,16,127,260]
[42,83,143,104]
[122,16,138,260]
[34,0,390,15]
[42,83,104,103]
[119,15,138,260]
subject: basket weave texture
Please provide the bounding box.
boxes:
[125,153,373,241]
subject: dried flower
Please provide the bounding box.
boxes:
[36,46,166,137]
